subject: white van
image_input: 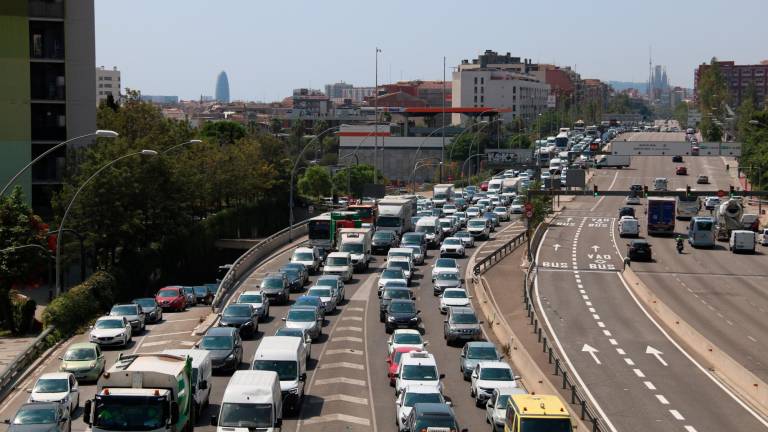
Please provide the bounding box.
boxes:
[761,228,768,246]
[415,216,442,248]
[252,336,307,413]
[730,230,756,253]
[388,247,415,266]
[163,349,212,417]
[212,370,282,431]
[618,217,639,237]
[323,251,353,282]
[487,178,504,194]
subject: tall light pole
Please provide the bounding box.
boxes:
[410,157,442,192]
[441,55,447,183]
[1,130,119,197]
[339,153,359,199]
[161,139,203,154]
[468,118,503,182]
[54,149,158,296]
[374,47,381,184]
[289,126,341,241]
[461,153,488,182]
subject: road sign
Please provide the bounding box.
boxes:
[524,203,533,212]
[525,210,533,218]
[717,189,726,198]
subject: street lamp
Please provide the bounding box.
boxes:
[339,153,359,199]
[748,120,767,128]
[54,149,158,296]
[467,118,504,181]
[289,126,341,241]
[461,153,489,182]
[161,139,203,154]
[409,157,442,192]
[0,130,119,197]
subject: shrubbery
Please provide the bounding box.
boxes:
[42,271,115,336]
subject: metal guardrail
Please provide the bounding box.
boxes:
[0,326,55,403]
[212,220,310,310]
[473,231,527,275]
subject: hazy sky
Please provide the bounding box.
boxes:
[95,0,768,101]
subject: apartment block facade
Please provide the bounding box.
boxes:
[96,65,120,105]
[695,60,768,108]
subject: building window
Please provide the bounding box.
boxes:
[480,96,484,103]
[474,95,477,103]
[474,77,478,85]
[481,77,484,84]
[513,86,517,94]
[480,86,484,93]
[474,86,477,93]
[104,76,112,81]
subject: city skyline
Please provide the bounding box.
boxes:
[94,0,768,101]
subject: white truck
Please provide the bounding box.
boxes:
[595,155,631,168]
[83,353,193,432]
[338,227,373,271]
[716,198,744,241]
[501,178,520,194]
[252,336,307,414]
[211,370,282,432]
[376,197,416,235]
[432,184,454,207]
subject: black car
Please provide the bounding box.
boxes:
[384,299,421,333]
[403,403,464,432]
[279,267,304,292]
[218,304,258,339]
[372,231,399,254]
[379,287,414,322]
[618,207,636,218]
[629,184,644,194]
[627,240,652,261]
[5,403,70,432]
[193,285,214,305]
[198,327,242,374]
[132,298,163,323]
[672,155,683,163]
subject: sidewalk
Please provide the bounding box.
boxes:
[722,155,768,227]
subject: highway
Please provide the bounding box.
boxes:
[0,213,524,432]
[534,134,768,431]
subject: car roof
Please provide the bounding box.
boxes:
[158,286,181,291]
[294,247,315,252]
[67,342,98,350]
[443,288,467,294]
[205,326,237,336]
[390,299,415,305]
[466,341,496,348]
[450,306,475,315]
[478,360,512,370]
[317,274,341,280]
[413,402,454,416]
[97,315,125,322]
[38,372,71,380]
[393,329,421,336]
[402,384,442,394]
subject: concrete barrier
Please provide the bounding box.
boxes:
[622,266,768,416]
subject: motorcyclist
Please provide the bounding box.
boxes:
[675,235,684,252]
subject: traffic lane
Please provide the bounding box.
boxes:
[622,132,686,142]
[637,272,768,382]
[583,271,768,431]
[0,302,211,432]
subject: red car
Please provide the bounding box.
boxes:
[386,347,421,386]
[676,166,687,175]
[155,286,187,312]
[480,181,489,191]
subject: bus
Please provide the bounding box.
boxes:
[573,120,585,133]
[554,132,569,149]
[675,189,700,219]
[688,216,716,248]
[347,204,376,224]
[307,211,362,253]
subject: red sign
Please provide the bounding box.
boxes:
[526,210,534,218]
[524,203,533,212]
[716,189,726,198]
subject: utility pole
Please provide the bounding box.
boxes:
[441,56,446,183]
[374,47,381,184]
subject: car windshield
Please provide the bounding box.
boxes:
[468,220,486,227]
[111,305,136,315]
[374,232,394,240]
[276,328,304,337]
[383,290,410,300]
[443,291,467,299]
[219,403,272,428]
[95,319,124,329]
[223,305,251,317]
[439,221,451,228]
[393,333,421,345]
[403,392,443,407]
[389,302,416,313]
[239,294,262,304]
[389,261,409,272]
[496,394,511,409]
[281,268,299,277]
[436,273,459,281]
[288,309,316,322]
[195,286,210,295]
[93,396,168,431]
[294,252,314,261]
[308,288,331,298]
[468,346,499,359]
[403,234,420,243]
[384,281,408,289]
[64,347,96,361]
[34,378,68,393]
[340,243,364,254]
[435,259,456,268]
[377,216,401,227]
[382,269,404,279]
[455,231,469,238]
[402,365,438,380]
[182,287,194,294]
[452,313,478,324]
[328,257,349,266]
[696,221,713,230]
[157,290,178,298]
[13,407,57,425]
[416,225,435,234]
[296,297,320,307]
[444,239,461,245]
[133,299,155,308]
[200,335,233,350]
[521,418,573,432]
[261,278,283,288]
[252,359,298,381]
[480,367,513,381]
[494,207,506,212]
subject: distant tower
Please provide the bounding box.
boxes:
[215,71,230,103]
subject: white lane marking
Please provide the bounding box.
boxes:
[143,330,191,338]
[141,340,170,348]
[581,344,602,365]
[603,330,611,336]
[655,394,670,405]
[313,376,367,386]
[588,171,620,212]
[684,425,698,432]
[644,381,656,390]
[624,358,635,366]
[592,314,601,320]
[335,326,363,332]
[586,301,593,306]
[748,335,757,342]
[307,394,368,405]
[588,307,596,313]
[302,413,371,426]
[340,316,363,321]
[597,322,605,328]
[616,348,626,355]
[645,346,668,366]
[670,409,685,420]
[319,362,364,371]
[616,273,768,427]
[633,369,645,378]
[179,341,196,346]
[325,349,363,356]
[331,336,363,343]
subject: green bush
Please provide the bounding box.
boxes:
[42,271,115,336]
[9,291,37,334]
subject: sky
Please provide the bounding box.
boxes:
[95,0,768,102]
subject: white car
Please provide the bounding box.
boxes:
[307,286,339,314]
[492,206,510,221]
[466,206,481,218]
[377,268,408,297]
[625,195,641,205]
[395,351,443,395]
[387,256,413,283]
[89,316,132,346]
[440,237,466,258]
[431,258,460,281]
[236,290,270,322]
[454,231,475,248]
[323,252,353,282]
[704,196,721,210]
[470,361,518,407]
[438,218,455,236]
[396,385,447,431]
[291,247,321,273]
[387,329,427,355]
[486,387,527,431]
[509,200,524,214]
[28,372,79,413]
[439,288,472,313]
[466,218,491,240]
[442,204,457,215]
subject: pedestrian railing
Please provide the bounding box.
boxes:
[472,231,527,275]
[0,326,55,403]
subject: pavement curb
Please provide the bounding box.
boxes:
[622,266,768,416]
[1,336,67,404]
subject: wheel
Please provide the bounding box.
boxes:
[470,387,476,397]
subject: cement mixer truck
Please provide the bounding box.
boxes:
[715,198,744,241]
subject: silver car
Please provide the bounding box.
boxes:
[283,306,322,341]
[109,304,145,332]
[443,306,483,345]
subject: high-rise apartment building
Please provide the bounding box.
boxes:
[215,71,230,103]
[96,66,120,105]
[0,0,96,212]
[695,60,768,109]
[324,81,354,99]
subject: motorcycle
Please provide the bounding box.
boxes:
[676,239,684,254]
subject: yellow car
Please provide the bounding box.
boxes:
[58,342,105,382]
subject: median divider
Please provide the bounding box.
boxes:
[622,266,768,416]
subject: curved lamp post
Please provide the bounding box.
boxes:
[338,153,359,199]
[161,139,203,154]
[466,118,504,182]
[410,157,442,192]
[749,120,767,128]
[461,153,489,182]
[289,126,341,241]
[54,149,158,295]
[1,130,119,197]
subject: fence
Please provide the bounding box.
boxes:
[0,326,55,403]
[472,221,606,432]
[212,221,309,309]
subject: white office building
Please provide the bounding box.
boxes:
[96,66,120,104]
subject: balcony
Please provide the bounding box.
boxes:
[31,144,65,184]
[30,62,65,101]
[31,103,66,142]
[28,0,65,19]
[29,21,65,60]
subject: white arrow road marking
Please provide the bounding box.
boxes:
[591,245,600,252]
[582,344,601,365]
[646,345,668,366]
[553,244,561,251]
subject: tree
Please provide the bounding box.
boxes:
[332,164,384,198]
[673,102,689,129]
[269,118,282,135]
[297,165,332,198]
[0,187,49,334]
[200,121,247,146]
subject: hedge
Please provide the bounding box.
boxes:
[42,271,115,336]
